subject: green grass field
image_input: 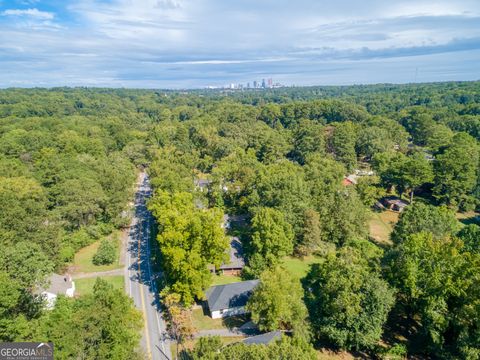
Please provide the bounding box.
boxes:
[72,234,122,273]
[75,275,124,296]
[281,255,322,280]
[369,211,399,245]
[191,308,249,331]
[211,273,242,286]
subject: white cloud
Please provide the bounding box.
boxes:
[2,8,54,20]
[1,0,479,87]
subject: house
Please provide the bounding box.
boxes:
[209,215,246,275]
[194,178,212,192]
[205,280,259,319]
[41,274,75,309]
[243,331,282,345]
[382,197,408,212]
[217,237,245,275]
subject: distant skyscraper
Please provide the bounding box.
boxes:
[262,79,266,88]
[253,80,257,88]
[247,82,250,89]
[267,78,273,87]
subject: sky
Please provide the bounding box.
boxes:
[0,0,479,88]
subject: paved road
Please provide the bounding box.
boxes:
[125,173,171,360]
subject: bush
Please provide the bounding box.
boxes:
[92,239,116,265]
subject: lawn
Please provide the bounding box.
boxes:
[72,233,122,273]
[74,275,124,296]
[369,211,399,246]
[281,255,322,280]
[191,308,249,331]
[211,273,241,286]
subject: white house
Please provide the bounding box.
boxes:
[205,280,259,319]
[41,274,75,309]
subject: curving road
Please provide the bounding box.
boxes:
[125,172,171,360]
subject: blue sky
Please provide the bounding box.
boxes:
[0,0,479,88]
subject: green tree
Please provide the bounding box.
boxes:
[190,335,316,360]
[92,239,116,265]
[54,178,106,229]
[296,209,323,256]
[252,160,309,239]
[290,119,325,164]
[433,133,479,210]
[304,247,395,351]
[391,202,458,244]
[328,122,358,171]
[33,278,143,359]
[385,232,480,357]
[457,224,480,254]
[355,176,386,207]
[402,152,434,203]
[247,267,309,334]
[148,191,229,305]
[0,242,53,290]
[247,207,294,276]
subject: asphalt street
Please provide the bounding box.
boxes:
[125,173,171,360]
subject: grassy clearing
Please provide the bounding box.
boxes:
[369,211,399,245]
[72,233,122,273]
[191,308,249,331]
[211,274,242,286]
[281,255,322,280]
[74,275,124,296]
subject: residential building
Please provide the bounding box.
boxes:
[205,280,259,319]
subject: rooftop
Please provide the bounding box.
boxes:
[243,331,282,345]
[219,237,245,270]
[205,279,259,312]
[43,274,73,295]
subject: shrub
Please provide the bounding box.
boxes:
[92,239,116,265]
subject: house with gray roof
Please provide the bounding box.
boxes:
[205,279,259,319]
[243,331,282,345]
[40,274,75,309]
[217,237,245,275]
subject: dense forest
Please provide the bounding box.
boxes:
[0,81,479,359]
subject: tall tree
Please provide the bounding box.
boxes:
[402,152,434,203]
[304,247,394,351]
[328,122,358,171]
[246,267,309,335]
[297,209,323,256]
[385,232,480,357]
[433,133,479,210]
[148,191,229,305]
[246,207,294,276]
[391,202,458,244]
[290,119,325,165]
